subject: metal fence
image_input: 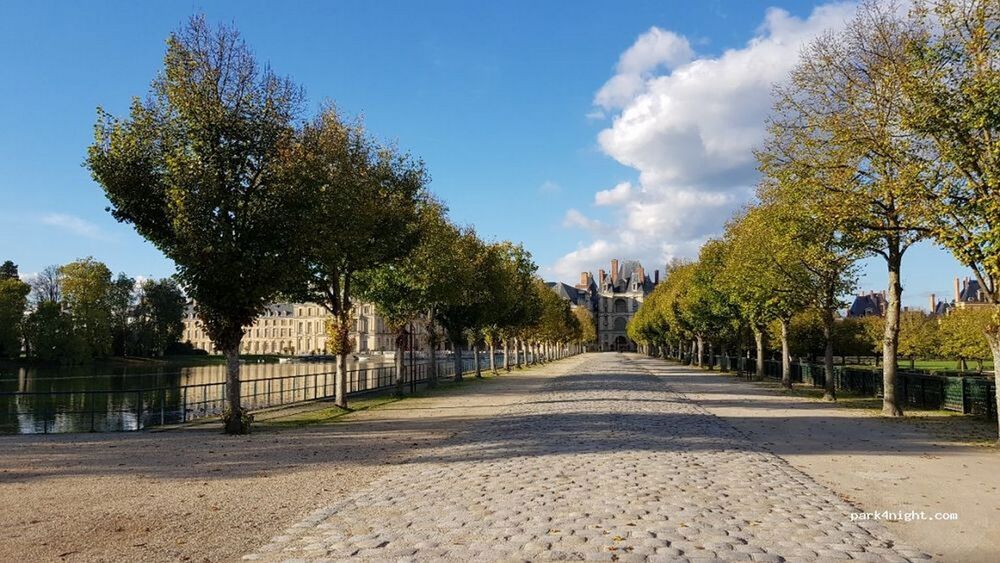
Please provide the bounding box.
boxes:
[664,352,996,419]
[2,349,574,434]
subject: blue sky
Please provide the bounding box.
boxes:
[0,0,968,309]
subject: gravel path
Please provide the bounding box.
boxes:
[0,363,558,562]
[248,353,927,562]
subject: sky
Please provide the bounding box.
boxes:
[0,0,969,310]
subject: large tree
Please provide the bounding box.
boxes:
[59,258,113,359]
[0,266,29,358]
[133,278,187,357]
[433,228,495,382]
[87,16,306,433]
[719,209,810,380]
[24,301,85,364]
[108,273,136,357]
[28,265,61,306]
[900,0,1000,436]
[752,170,861,398]
[768,4,934,414]
[285,106,428,407]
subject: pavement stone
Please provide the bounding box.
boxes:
[245,354,929,562]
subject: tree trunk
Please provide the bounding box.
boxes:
[753,327,765,380]
[822,308,836,401]
[473,341,483,378]
[503,338,511,372]
[223,344,245,434]
[336,352,348,408]
[882,252,904,417]
[428,342,438,389]
[394,333,405,397]
[426,308,438,388]
[696,335,704,368]
[453,338,464,382]
[986,329,1000,442]
[780,318,791,389]
[735,325,744,375]
[489,341,497,374]
[515,338,523,369]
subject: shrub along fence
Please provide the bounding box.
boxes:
[664,352,996,419]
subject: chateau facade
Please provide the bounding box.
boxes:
[549,259,658,352]
[182,302,434,356]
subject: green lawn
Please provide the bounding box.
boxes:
[255,370,503,429]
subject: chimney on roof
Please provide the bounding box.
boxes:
[598,269,606,285]
[954,277,961,302]
[637,266,645,282]
[580,272,588,286]
[929,293,937,313]
[654,269,660,284]
[611,259,619,284]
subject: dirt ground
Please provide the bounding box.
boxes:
[0,366,559,562]
[3,354,997,562]
[657,360,1000,563]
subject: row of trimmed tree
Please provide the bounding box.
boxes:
[630,0,1000,439]
[0,258,185,362]
[85,16,591,433]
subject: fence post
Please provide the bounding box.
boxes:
[182,387,188,422]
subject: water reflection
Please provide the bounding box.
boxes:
[0,353,517,434]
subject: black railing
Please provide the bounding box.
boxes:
[2,349,577,434]
[655,351,996,419]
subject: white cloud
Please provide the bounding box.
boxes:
[595,27,694,110]
[40,213,112,241]
[594,181,634,206]
[551,2,856,282]
[562,209,607,234]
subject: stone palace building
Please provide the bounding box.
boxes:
[549,259,658,352]
[182,302,434,356]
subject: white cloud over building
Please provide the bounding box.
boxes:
[550,2,856,281]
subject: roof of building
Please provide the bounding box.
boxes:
[959,279,985,302]
[547,281,583,302]
[847,292,888,317]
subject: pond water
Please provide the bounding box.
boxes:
[0,352,510,434]
[0,357,382,434]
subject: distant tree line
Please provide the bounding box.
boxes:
[629,0,1000,439]
[85,15,590,433]
[0,258,185,363]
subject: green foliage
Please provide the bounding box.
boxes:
[324,316,355,355]
[939,308,994,366]
[0,261,18,280]
[284,105,429,362]
[86,15,307,355]
[834,317,876,357]
[573,307,596,346]
[357,203,459,351]
[108,273,136,356]
[59,257,113,358]
[0,275,30,358]
[898,311,941,359]
[132,278,187,356]
[532,279,579,344]
[902,0,1000,308]
[24,301,88,364]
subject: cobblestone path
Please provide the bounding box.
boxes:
[246,354,928,562]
